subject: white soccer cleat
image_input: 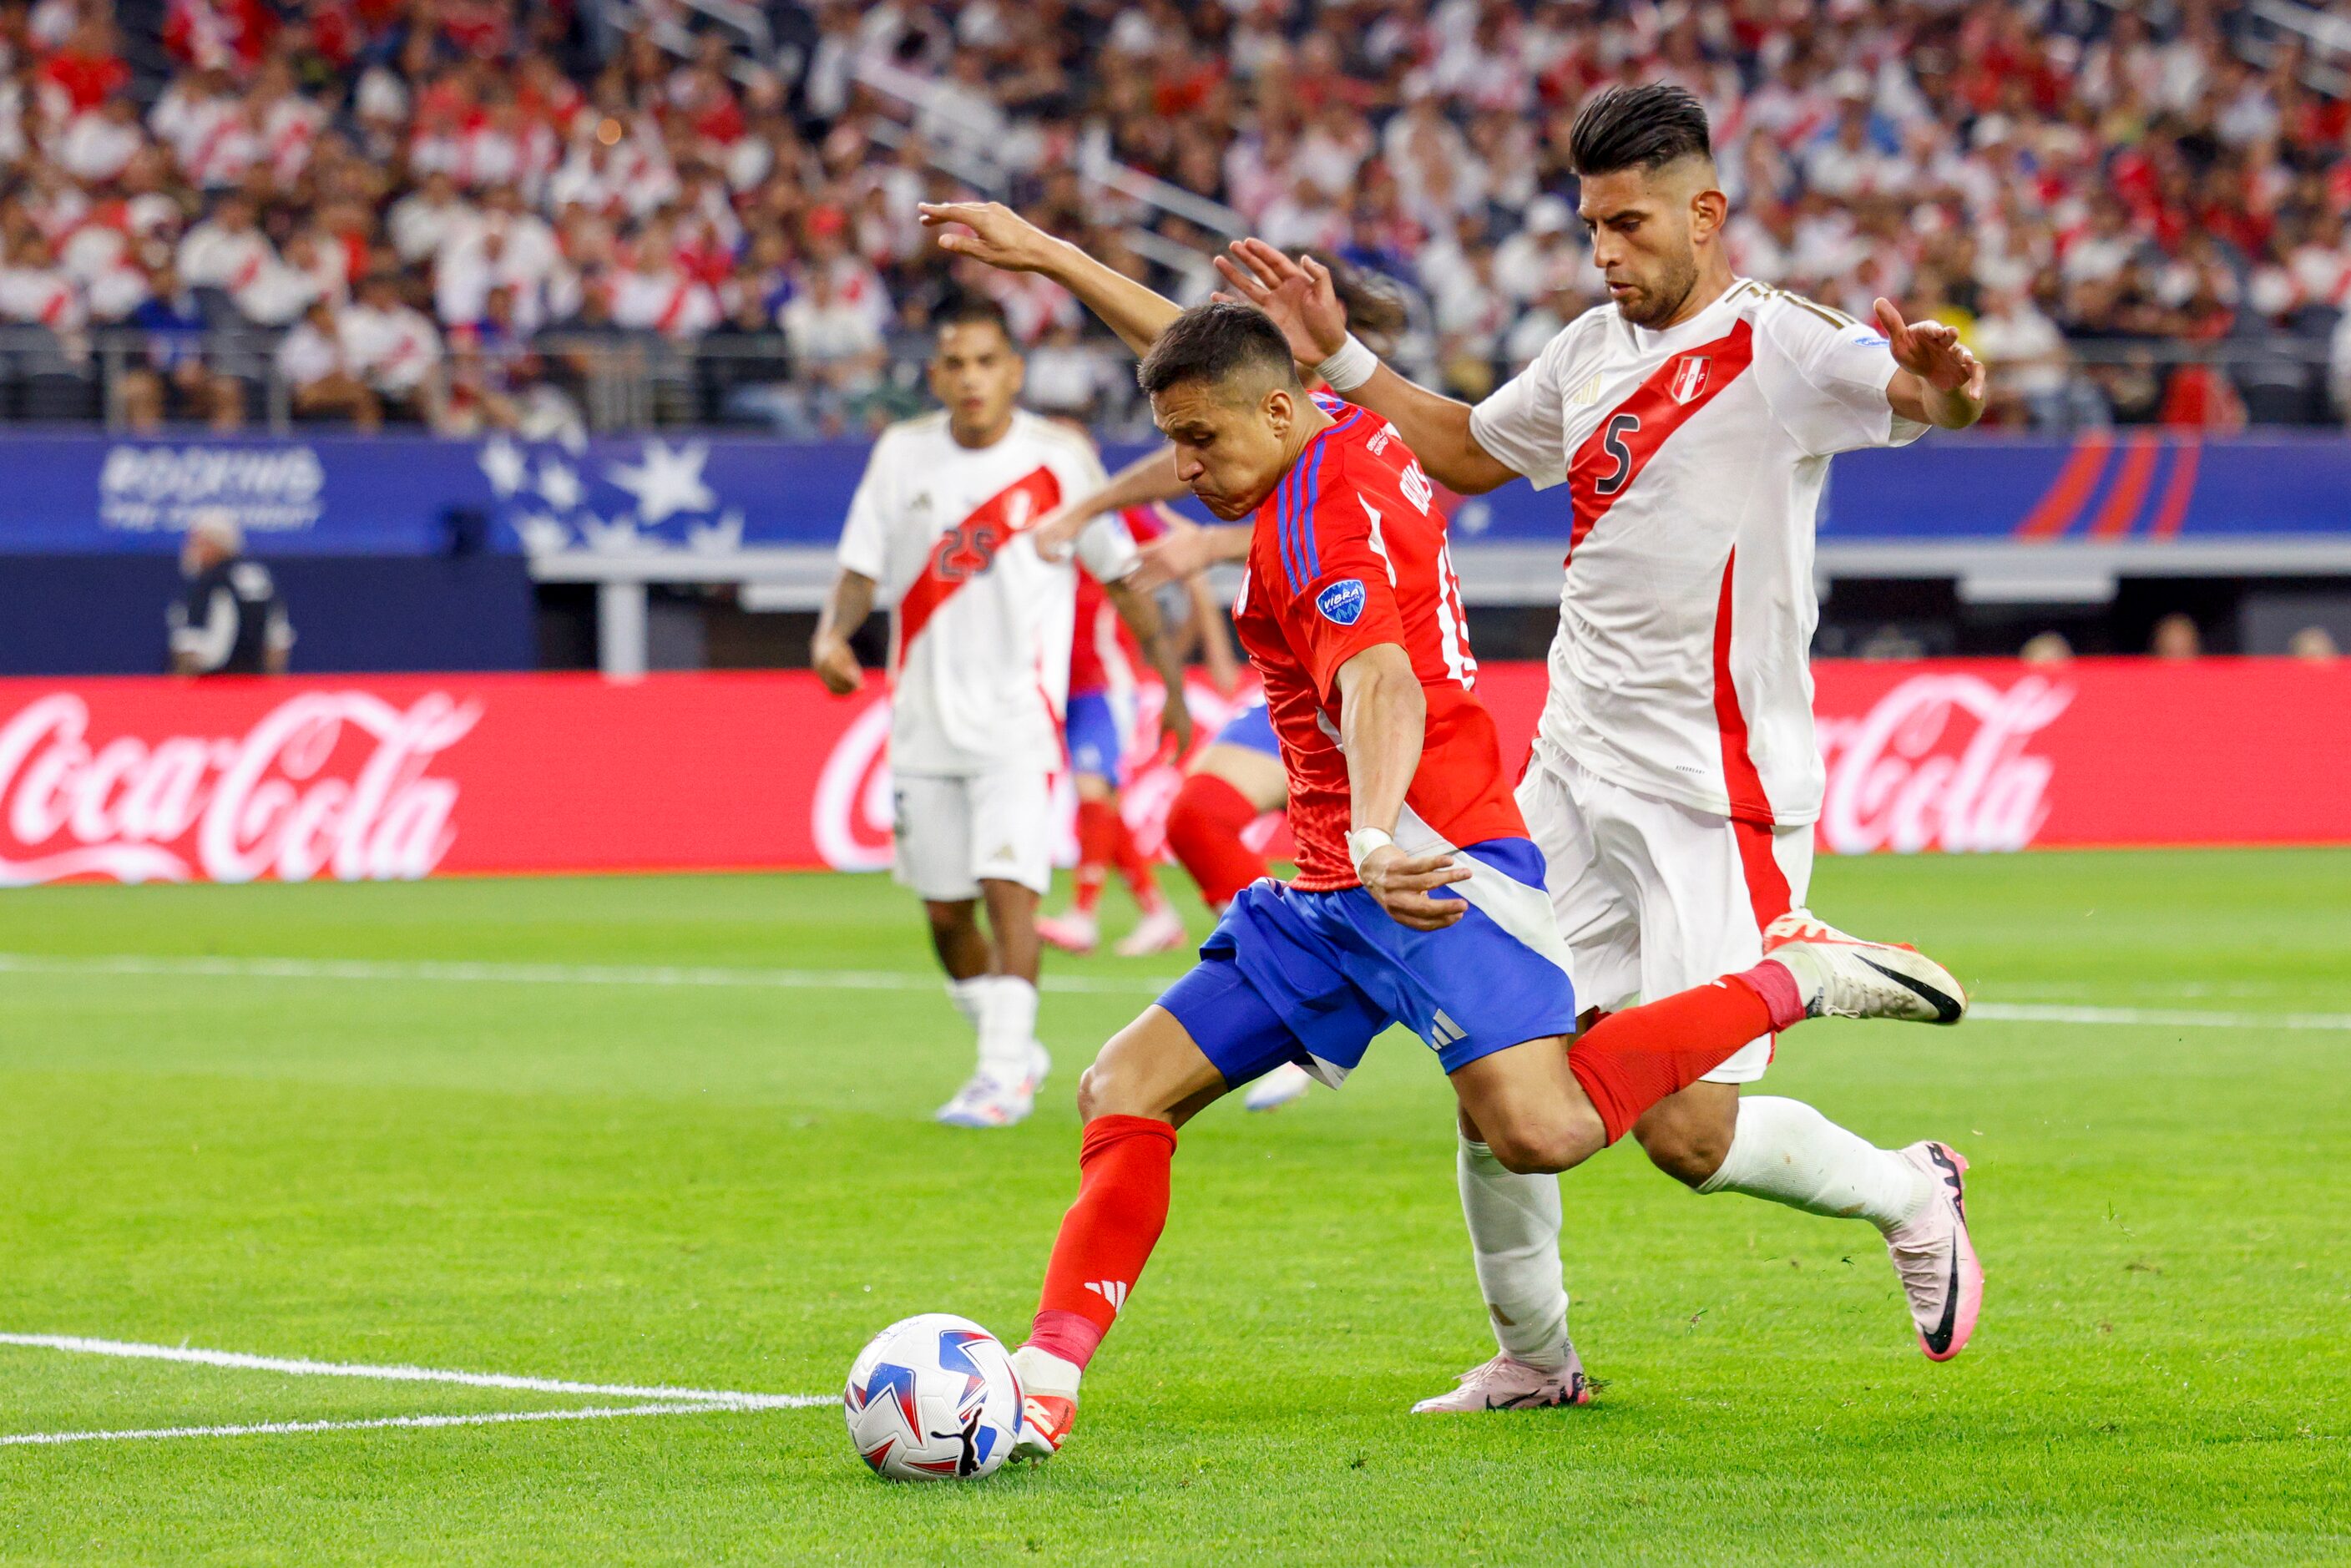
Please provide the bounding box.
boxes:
[1762,913,1966,1025]
[1241,1060,1313,1111]
[1111,905,1188,958]
[1038,911,1099,955]
[1410,1349,1592,1414]
[933,1043,1049,1129]
[1008,1345,1081,1460]
[1884,1141,1983,1363]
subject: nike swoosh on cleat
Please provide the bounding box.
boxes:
[1919,1145,1967,1358]
[1858,957,1964,1024]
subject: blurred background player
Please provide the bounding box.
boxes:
[813,296,1189,1129]
[1219,83,1989,1401]
[168,508,292,677]
[1038,497,1228,960]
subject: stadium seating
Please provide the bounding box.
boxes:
[0,0,2348,435]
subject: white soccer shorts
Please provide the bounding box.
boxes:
[1516,745,1814,1083]
[891,769,1055,903]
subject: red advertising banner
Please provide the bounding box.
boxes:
[0,660,2343,885]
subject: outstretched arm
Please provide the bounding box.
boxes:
[1215,240,1519,494]
[1032,447,1186,558]
[1132,516,1251,592]
[1875,297,1988,430]
[919,201,1181,357]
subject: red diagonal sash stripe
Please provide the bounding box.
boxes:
[1565,319,1757,565]
[891,464,1064,672]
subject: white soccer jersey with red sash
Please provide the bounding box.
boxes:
[836,409,1130,776]
[1469,279,1927,827]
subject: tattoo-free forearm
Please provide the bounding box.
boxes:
[815,569,876,650]
[1334,644,1425,836]
[1335,364,1520,493]
[1034,241,1185,357]
[1105,577,1184,696]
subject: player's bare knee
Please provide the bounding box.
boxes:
[1483,1113,1596,1175]
[1636,1110,1735,1189]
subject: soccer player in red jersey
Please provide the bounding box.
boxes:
[916,200,1967,1459]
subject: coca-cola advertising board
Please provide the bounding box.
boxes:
[0,660,2342,886]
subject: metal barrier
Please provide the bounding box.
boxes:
[4,321,2341,439]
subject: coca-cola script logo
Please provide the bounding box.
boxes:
[1817,673,2072,854]
[0,691,481,885]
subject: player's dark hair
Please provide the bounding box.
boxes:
[1328,263,1408,354]
[1567,83,1712,177]
[1136,301,1302,400]
[933,293,1014,343]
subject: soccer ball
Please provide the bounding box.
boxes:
[843,1313,1024,1481]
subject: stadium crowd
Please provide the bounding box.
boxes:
[2,0,2349,435]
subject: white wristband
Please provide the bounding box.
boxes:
[1313,333,1379,393]
[1345,827,1394,875]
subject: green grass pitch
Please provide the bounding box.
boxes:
[1,849,2346,1565]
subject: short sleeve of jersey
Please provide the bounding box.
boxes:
[1074,509,1140,583]
[835,430,895,580]
[1275,453,1409,700]
[1756,301,1930,458]
[1468,324,1575,490]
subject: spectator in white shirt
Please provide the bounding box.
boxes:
[388,170,472,266]
[177,195,273,293]
[341,271,446,424]
[278,297,381,429]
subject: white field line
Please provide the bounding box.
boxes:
[1,951,2344,1030]
[0,951,1173,996]
[0,1333,830,1449]
[1967,1002,2351,1031]
[0,1332,822,1407]
[0,1400,777,1448]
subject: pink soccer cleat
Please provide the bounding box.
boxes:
[1762,911,1967,1025]
[1112,905,1188,958]
[1409,1349,1593,1414]
[1038,911,1100,955]
[1884,1141,1983,1362]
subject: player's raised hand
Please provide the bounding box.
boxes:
[1874,297,1985,399]
[1028,500,1093,562]
[1358,845,1472,931]
[918,201,1066,274]
[1213,240,1349,366]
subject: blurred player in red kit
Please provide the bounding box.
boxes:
[1037,498,1234,959]
[918,198,1968,1458]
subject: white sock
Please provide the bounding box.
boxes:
[1456,1134,1570,1370]
[1697,1095,1932,1232]
[975,975,1039,1077]
[946,976,989,1037]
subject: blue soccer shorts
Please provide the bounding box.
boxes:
[1064,689,1133,786]
[1155,837,1581,1090]
[1209,698,1279,757]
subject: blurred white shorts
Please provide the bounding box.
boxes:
[891,769,1054,903]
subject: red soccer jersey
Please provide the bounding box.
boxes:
[1069,503,1166,695]
[1235,397,1524,891]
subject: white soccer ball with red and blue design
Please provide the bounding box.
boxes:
[843,1313,1024,1480]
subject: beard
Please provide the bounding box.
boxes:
[1614,248,1701,330]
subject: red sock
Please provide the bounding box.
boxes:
[1107,810,1167,913]
[1026,1115,1177,1368]
[1566,964,1792,1144]
[1072,799,1117,916]
[1163,773,1267,908]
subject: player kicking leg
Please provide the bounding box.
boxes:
[1006,837,1962,1457]
[902,204,1964,1456]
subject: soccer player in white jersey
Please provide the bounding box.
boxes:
[1212,83,1991,1396]
[814,296,1191,1129]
